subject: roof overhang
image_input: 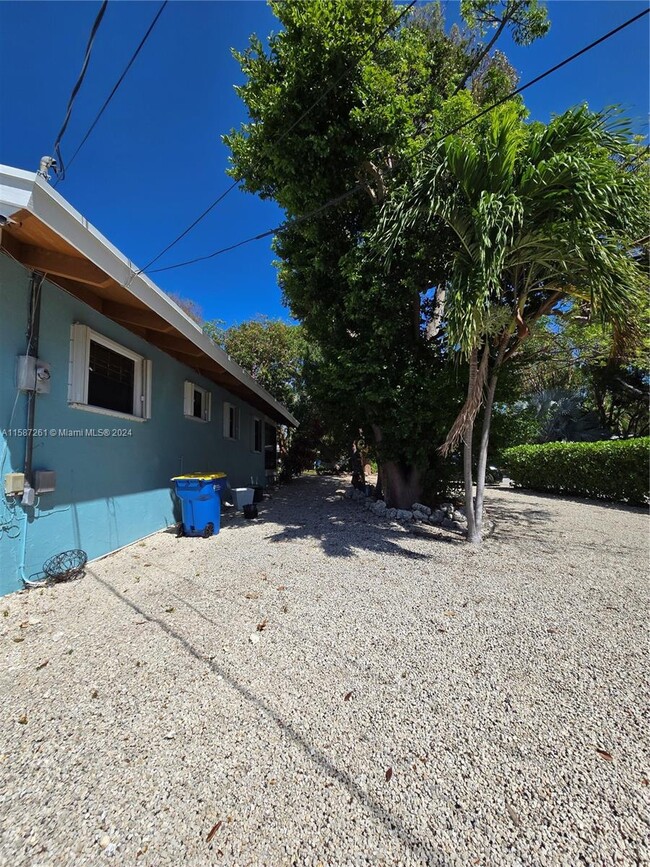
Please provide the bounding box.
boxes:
[0,164,298,427]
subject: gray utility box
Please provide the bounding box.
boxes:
[34,471,56,494]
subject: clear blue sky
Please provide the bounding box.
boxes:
[0,1,647,328]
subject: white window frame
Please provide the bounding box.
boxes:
[184,381,212,422]
[68,323,152,421]
[223,401,240,440]
[252,416,262,453]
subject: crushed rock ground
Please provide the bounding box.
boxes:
[1,475,648,866]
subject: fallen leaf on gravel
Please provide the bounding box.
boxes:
[276,585,286,591]
[12,637,24,643]
[641,778,649,786]
[244,592,259,600]
[344,691,353,701]
[134,620,147,625]
[18,714,27,725]
[164,731,176,740]
[36,660,49,670]
[19,621,29,629]
[91,689,98,699]
[164,606,175,613]
[547,627,559,634]
[507,804,521,826]
[256,618,268,632]
[206,821,222,842]
[596,748,613,761]
[444,611,456,617]
[385,767,393,782]
[437,628,447,634]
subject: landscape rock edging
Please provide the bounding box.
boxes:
[344,488,476,535]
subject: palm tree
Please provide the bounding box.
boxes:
[379,104,648,542]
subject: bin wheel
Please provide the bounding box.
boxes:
[202,522,214,539]
[175,523,184,538]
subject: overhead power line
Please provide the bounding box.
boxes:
[55,0,168,185]
[144,6,648,276]
[135,0,417,275]
[52,0,109,182]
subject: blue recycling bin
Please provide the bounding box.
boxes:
[171,473,228,537]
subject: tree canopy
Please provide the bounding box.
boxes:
[225,0,550,506]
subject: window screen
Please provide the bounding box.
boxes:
[88,339,135,414]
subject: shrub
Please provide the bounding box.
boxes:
[502,438,649,505]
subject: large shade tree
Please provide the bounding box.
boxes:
[224,0,550,507]
[379,104,648,541]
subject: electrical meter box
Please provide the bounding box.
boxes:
[16,356,52,393]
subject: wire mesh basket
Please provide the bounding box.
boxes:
[42,549,87,583]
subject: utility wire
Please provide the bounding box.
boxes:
[135,0,417,275]
[52,0,109,182]
[145,6,648,275]
[54,1,168,185]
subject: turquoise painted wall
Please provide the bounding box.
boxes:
[0,254,268,595]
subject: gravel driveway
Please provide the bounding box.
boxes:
[1,476,648,866]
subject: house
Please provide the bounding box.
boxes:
[0,164,297,596]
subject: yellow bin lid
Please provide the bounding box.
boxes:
[171,472,227,480]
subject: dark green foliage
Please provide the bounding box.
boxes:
[503,438,650,505]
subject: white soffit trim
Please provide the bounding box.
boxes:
[0,164,298,427]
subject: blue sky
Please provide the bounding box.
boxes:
[0,1,647,328]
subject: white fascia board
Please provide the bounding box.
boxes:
[0,164,298,427]
[0,164,34,214]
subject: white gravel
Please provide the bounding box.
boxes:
[1,475,648,866]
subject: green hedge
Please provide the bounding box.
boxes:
[502,438,650,505]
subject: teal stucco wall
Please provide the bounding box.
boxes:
[0,254,268,595]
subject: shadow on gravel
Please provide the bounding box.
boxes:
[486,498,555,550]
[89,569,438,865]
[220,475,432,561]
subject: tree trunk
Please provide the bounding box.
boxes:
[462,348,479,542]
[473,369,500,542]
[463,422,479,543]
[382,461,423,510]
[371,423,423,508]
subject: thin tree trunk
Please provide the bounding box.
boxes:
[463,349,479,543]
[474,369,500,540]
[464,421,478,542]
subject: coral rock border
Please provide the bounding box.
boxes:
[342,488,471,535]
